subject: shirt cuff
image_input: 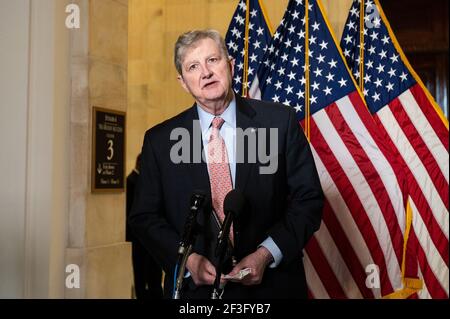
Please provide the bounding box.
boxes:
[260,236,283,268]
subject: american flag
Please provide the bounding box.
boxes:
[251,0,417,298]
[341,0,449,299]
[225,0,272,97]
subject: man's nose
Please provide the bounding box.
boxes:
[201,64,213,78]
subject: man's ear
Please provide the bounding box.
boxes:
[177,74,189,93]
[229,57,235,78]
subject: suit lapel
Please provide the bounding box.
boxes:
[235,95,258,192]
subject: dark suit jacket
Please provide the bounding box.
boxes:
[129,95,323,299]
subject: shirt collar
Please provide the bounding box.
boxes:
[196,97,236,135]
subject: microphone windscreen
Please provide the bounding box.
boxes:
[223,189,245,218]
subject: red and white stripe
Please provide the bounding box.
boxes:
[302,91,409,298]
[373,83,449,298]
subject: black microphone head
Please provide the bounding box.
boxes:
[223,189,245,218]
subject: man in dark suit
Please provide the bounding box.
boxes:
[129,29,323,299]
[126,154,163,299]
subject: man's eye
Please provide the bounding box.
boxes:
[188,64,198,71]
[208,57,218,63]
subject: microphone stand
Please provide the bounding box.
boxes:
[211,233,228,299]
[173,194,205,299]
[173,244,192,299]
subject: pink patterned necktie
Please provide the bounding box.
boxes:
[208,116,234,245]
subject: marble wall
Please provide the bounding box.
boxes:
[66,0,132,298]
[127,0,353,174]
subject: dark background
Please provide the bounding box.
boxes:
[380,0,449,119]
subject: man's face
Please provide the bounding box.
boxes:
[178,38,234,108]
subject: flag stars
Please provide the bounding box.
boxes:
[319,40,328,50]
[373,17,381,28]
[344,34,353,45]
[326,72,335,82]
[296,89,305,99]
[291,57,299,67]
[309,35,317,45]
[372,92,381,102]
[390,53,399,63]
[374,78,383,87]
[310,94,318,104]
[370,31,379,41]
[288,71,297,81]
[363,88,369,96]
[256,27,264,36]
[294,104,303,113]
[313,67,323,77]
[274,81,282,90]
[311,81,320,91]
[400,72,408,81]
[317,54,325,64]
[312,21,320,31]
[366,60,374,69]
[381,35,390,45]
[277,67,286,76]
[323,86,332,95]
[328,59,337,68]
[347,20,356,31]
[291,10,300,20]
[364,73,371,83]
[368,46,376,55]
[285,85,294,95]
[378,49,387,59]
[294,44,303,53]
[386,82,394,92]
[298,30,305,39]
[388,67,396,77]
[272,94,280,103]
[376,63,385,73]
[338,78,348,87]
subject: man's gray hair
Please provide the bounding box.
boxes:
[174,29,230,75]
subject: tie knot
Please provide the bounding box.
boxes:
[211,117,225,130]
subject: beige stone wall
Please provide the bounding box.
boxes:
[127,0,353,174]
[66,0,132,298]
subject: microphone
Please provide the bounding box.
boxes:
[178,191,207,256]
[215,189,245,257]
[174,190,208,299]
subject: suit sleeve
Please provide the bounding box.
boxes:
[128,131,180,274]
[268,108,324,264]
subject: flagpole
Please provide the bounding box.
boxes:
[242,0,251,97]
[305,0,310,142]
[359,0,365,91]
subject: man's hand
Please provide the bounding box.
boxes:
[225,246,273,285]
[186,252,217,286]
